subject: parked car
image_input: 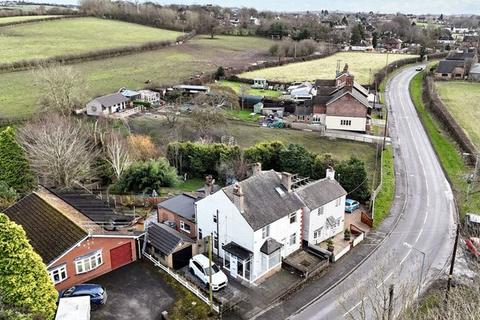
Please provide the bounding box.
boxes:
[61,284,107,305]
[189,254,228,291]
[415,67,423,71]
[345,199,360,213]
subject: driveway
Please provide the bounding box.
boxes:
[91,260,175,320]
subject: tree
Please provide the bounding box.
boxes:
[372,32,378,48]
[35,65,88,116]
[269,43,279,56]
[128,134,159,161]
[336,157,371,201]
[279,144,315,177]
[0,181,18,211]
[0,213,57,319]
[214,66,225,80]
[17,114,98,189]
[244,141,285,171]
[189,106,226,140]
[239,85,249,110]
[311,154,339,180]
[103,131,132,180]
[341,16,348,25]
[350,23,365,45]
[0,127,34,193]
[112,158,179,194]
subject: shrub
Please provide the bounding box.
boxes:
[279,143,315,177]
[0,181,18,211]
[336,157,371,201]
[112,158,179,194]
[0,214,58,319]
[244,141,285,171]
[0,127,34,193]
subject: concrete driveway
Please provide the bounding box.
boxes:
[91,260,175,320]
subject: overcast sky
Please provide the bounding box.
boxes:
[25,0,480,15]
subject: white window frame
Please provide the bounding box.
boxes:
[180,221,191,233]
[335,198,342,207]
[313,227,323,239]
[262,225,270,239]
[49,264,68,284]
[75,250,103,274]
[289,212,297,224]
[318,206,324,215]
[289,233,297,246]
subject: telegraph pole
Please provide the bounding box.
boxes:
[208,233,213,311]
[445,225,460,302]
[387,284,394,320]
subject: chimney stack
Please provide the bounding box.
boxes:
[281,172,293,192]
[204,175,214,196]
[251,162,262,176]
[326,167,335,180]
[232,183,244,213]
[345,74,354,91]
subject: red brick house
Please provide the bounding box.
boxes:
[4,189,142,291]
[157,193,200,239]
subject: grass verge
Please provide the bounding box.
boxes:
[373,146,395,228]
[409,72,479,218]
[156,269,212,320]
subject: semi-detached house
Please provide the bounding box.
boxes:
[195,167,346,284]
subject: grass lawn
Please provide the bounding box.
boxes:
[0,17,182,63]
[410,72,479,217]
[373,146,395,227]
[160,178,205,195]
[224,109,261,122]
[0,15,61,24]
[0,35,273,119]
[240,52,418,85]
[435,81,480,148]
[217,80,283,98]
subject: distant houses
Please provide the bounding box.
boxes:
[435,50,478,80]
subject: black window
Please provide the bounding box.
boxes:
[198,228,203,240]
[193,261,204,273]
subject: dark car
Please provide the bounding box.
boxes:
[61,284,107,305]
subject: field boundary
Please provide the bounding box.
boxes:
[0,30,196,73]
[0,14,79,28]
[423,75,477,163]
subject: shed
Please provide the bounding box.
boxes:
[252,78,268,89]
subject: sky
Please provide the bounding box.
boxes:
[20,0,480,15]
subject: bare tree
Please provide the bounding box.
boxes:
[35,65,88,116]
[189,106,226,140]
[103,131,132,180]
[17,114,97,188]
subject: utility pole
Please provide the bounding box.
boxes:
[446,225,460,302]
[208,233,213,311]
[387,284,394,320]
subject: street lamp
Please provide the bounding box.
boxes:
[403,242,426,298]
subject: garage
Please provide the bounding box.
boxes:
[110,243,133,269]
[172,245,192,270]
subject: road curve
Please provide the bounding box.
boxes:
[255,66,457,320]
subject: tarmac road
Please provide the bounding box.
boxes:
[254,66,457,320]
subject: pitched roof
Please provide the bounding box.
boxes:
[327,87,371,109]
[93,93,129,107]
[446,52,477,61]
[437,60,464,73]
[260,238,283,255]
[223,171,304,231]
[4,193,88,264]
[146,223,193,256]
[158,193,198,221]
[295,178,347,210]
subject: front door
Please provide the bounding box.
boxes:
[230,255,238,278]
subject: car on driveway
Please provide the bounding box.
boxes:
[345,199,360,213]
[61,284,107,305]
[189,254,228,291]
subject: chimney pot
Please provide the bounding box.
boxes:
[204,175,214,196]
[281,172,293,192]
[233,183,245,213]
[326,167,335,180]
[251,162,262,176]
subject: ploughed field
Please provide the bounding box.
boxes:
[240,51,417,84]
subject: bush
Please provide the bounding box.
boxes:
[112,158,180,194]
[279,143,315,177]
[0,214,58,319]
[244,141,285,171]
[0,127,34,193]
[0,181,18,211]
[336,157,371,201]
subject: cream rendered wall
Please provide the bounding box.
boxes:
[326,116,366,132]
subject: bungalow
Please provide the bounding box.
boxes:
[86,93,129,116]
[4,188,142,291]
[195,166,346,283]
[435,60,466,80]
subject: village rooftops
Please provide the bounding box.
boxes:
[91,93,129,107]
[446,51,477,61]
[4,193,88,264]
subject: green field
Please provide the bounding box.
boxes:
[436,81,480,148]
[217,80,283,98]
[0,35,273,118]
[240,52,418,84]
[0,15,61,24]
[0,17,182,63]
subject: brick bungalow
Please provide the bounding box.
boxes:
[4,188,143,291]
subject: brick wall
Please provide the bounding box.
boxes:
[157,207,197,239]
[49,236,137,291]
[326,94,368,117]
